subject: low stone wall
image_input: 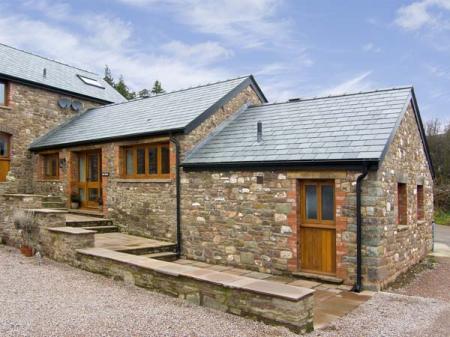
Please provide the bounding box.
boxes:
[0,194,46,246]
[77,248,314,334]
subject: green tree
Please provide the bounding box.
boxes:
[103,65,115,87]
[138,88,150,98]
[151,80,165,94]
[114,75,136,100]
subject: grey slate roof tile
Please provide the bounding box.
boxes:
[0,43,124,103]
[184,87,412,165]
[30,76,254,149]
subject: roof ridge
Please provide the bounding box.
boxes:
[250,85,413,108]
[0,42,98,76]
[89,75,252,111]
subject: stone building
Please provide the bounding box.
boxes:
[1,44,434,291]
[0,43,125,195]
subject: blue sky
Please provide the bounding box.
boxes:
[0,0,449,122]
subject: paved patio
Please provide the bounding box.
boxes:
[173,259,373,329]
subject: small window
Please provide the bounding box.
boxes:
[122,142,170,178]
[0,81,6,106]
[42,153,59,179]
[417,185,424,220]
[0,132,10,158]
[398,183,407,225]
[77,75,105,89]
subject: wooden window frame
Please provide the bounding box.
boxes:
[42,153,60,180]
[121,142,170,179]
[397,183,407,225]
[300,180,336,228]
[0,80,9,107]
[417,185,424,221]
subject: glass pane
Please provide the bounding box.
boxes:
[88,188,98,202]
[79,188,85,202]
[148,146,157,174]
[0,141,5,157]
[137,148,145,174]
[79,156,86,182]
[88,154,99,182]
[126,149,134,175]
[321,185,334,220]
[305,185,318,219]
[161,145,170,174]
[0,82,5,106]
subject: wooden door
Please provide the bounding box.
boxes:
[76,151,101,209]
[300,180,336,275]
[0,133,11,182]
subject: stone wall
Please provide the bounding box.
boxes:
[0,81,101,194]
[0,194,45,246]
[368,103,433,289]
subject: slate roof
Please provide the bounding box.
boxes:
[30,75,266,150]
[0,43,125,103]
[183,87,414,166]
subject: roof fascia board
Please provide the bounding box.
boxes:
[410,88,435,179]
[0,73,117,104]
[29,128,184,151]
[181,159,379,171]
[379,90,412,163]
[184,76,267,134]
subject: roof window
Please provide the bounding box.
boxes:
[77,75,105,89]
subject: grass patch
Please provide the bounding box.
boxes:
[435,209,450,226]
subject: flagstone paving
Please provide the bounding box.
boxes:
[173,259,373,329]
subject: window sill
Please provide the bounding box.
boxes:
[397,224,409,232]
[417,220,426,225]
[35,179,62,182]
[0,105,12,110]
[115,178,172,183]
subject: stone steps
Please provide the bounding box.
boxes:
[42,201,67,209]
[82,225,119,233]
[116,243,177,255]
[69,209,105,218]
[143,251,178,261]
[292,271,343,285]
[67,219,114,227]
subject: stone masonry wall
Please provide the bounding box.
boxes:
[0,81,101,194]
[181,169,367,283]
[368,103,433,289]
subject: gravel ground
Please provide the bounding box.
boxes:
[393,257,450,302]
[0,245,297,337]
[307,292,450,337]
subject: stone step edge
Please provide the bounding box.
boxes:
[82,225,119,232]
[143,252,177,258]
[76,248,314,302]
[292,271,343,285]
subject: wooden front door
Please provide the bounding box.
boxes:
[76,151,101,209]
[0,133,11,182]
[299,180,336,275]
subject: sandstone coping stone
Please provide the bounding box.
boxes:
[77,248,314,302]
[26,209,68,214]
[47,226,96,235]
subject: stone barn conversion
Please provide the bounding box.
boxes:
[1,42,434,300]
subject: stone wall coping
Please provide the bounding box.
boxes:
[25,208,68,214]
[48,226,95,235]
[77,248,315,301]
[114,178,173,184]
[2,193,47,198]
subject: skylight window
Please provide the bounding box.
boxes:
[77,75,105,89]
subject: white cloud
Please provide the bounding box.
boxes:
[395,0,450,31]
[321,71,374,96]
[362,42,381,53]
[0,4,232,92]
[161,41,233,65]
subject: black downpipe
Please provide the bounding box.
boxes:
[170,136,182,257]
[352,163,369,293]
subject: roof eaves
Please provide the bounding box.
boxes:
[29,127,185,151]
[181,159,379,171]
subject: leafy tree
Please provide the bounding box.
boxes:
[138,88,150,98]
[151,80,165,94]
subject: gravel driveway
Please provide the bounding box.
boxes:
[0,245,297,337]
